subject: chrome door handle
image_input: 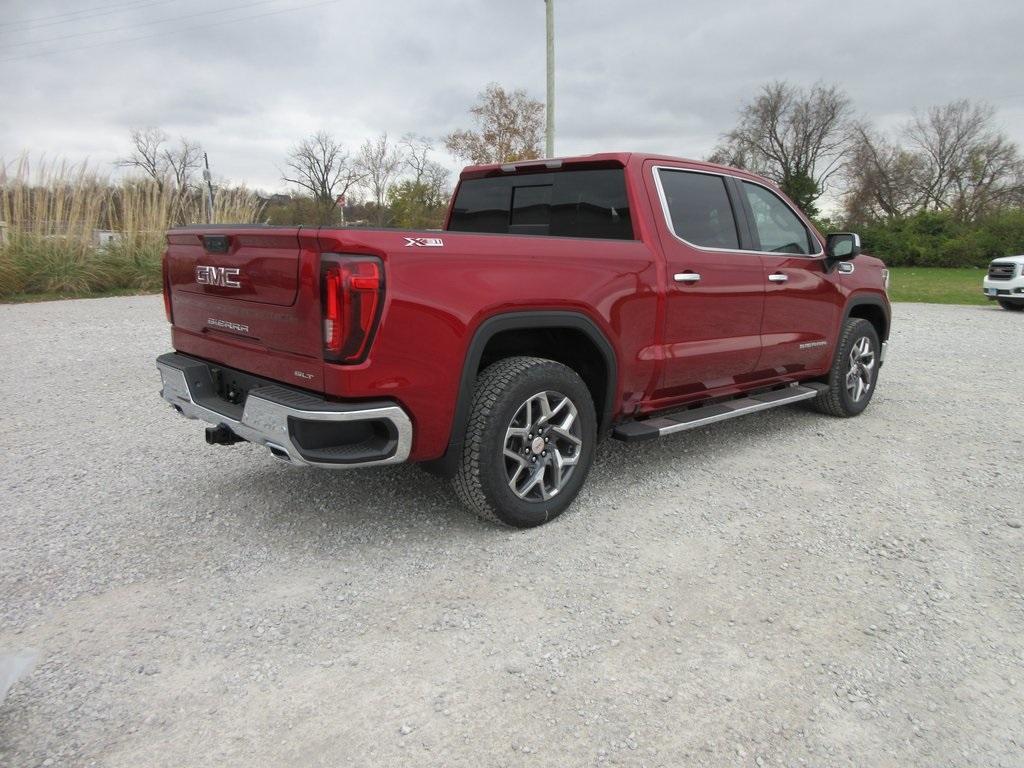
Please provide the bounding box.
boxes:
[674,272,701,283]
[768,273,788,283]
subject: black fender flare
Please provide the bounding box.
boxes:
[841,293,891,341]
[422,310,618,477]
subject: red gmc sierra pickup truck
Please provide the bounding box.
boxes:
[157,152,890,527]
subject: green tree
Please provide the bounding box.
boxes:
[388,180,448,229]
[780,171,821,219]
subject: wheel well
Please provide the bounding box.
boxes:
[478,327,609,425]
[848,302,888,342]
[420,313,617,479]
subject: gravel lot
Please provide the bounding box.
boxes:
[1,296,1022,767]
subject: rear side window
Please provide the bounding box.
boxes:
[448,168,634,240]
[741,182,815,255]
[448,177,510,233]
[657,169,740,250]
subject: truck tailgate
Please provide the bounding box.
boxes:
[165,227,325,390]
[167,228,301,305]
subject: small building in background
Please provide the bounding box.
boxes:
[93,230,123,248]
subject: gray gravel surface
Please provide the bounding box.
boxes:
[1,296,1022,767]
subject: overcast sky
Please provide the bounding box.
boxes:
[1,0,1022,194]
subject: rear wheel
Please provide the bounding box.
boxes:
[812,318,881,417]
[997,299,1024,311]
[452,356,596,527]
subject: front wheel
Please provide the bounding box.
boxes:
[997,299,1024,312]
[452,356,597,527]
[812,318,881,417]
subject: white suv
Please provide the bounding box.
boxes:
[983,256,1024,311]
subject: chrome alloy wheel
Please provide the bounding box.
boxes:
[503,391,583,502]
[845,336,876,403]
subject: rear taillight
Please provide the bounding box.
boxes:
[161,254,173,323]
[321,255,384,363]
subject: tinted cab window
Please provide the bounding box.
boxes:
[448,168,634,240]
[657,169,740,249]
[741,182,816,255]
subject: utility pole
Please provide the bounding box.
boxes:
[545,0,555,158]
[202,152,215,224]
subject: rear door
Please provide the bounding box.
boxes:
[648,164,765,402]
[732,180,841,375]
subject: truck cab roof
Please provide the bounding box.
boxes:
[459,152,777,188]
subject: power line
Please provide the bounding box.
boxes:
[0,0,284,51]
[0,0,163,28]
[0,0,178,32]
[0,0,344,63]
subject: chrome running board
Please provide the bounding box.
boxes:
[612,384,823,442]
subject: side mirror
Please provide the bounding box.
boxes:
[826,232,861,262]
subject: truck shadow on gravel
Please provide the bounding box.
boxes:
[200,402,844,536]
[225,459,486,534]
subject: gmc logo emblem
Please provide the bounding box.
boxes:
[195,265,241,288]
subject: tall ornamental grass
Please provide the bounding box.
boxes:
[0,156,263,298]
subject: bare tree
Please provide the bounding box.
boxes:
[116,128,202,191]
[444,84,544,165]
[843,123,929,223]
[906,100,1024,218]
[282,131,364,206]
[843,100,1024,223]
[167,139,203,191]
[356,133,405,226]
[709,81,853,215]
[118,128,163,184]
[401,134,449,200]
[957,131,1024,217]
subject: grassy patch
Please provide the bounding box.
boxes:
[887,267,989,305]
[0,235,164,299]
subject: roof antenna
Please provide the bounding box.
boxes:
[202,152,215,224]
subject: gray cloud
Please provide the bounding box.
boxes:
[1,0,1022,192]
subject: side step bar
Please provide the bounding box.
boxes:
[612,384,824,442]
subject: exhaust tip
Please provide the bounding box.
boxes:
[266,444,292,462]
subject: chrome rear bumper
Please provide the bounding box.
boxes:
[156,353,412,468]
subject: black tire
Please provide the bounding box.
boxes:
[812,318,881,417]
[997,299,1024,312]
[452,356,597,528]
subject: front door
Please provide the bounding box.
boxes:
[733,179,842,376]
[648,164,765,403]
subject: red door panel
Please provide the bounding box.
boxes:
[757,255,841,376]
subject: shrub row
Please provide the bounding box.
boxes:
[856,209,1024,267]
